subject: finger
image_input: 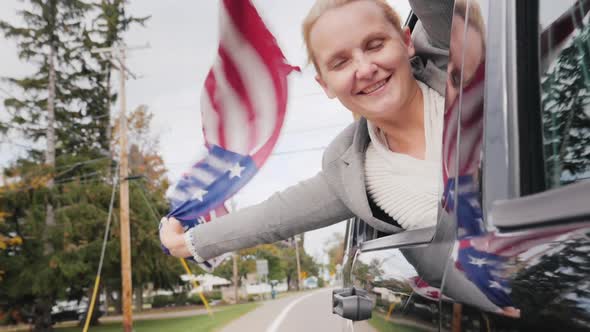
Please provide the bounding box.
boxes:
[167,217,185,232]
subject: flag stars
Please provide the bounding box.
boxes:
[488,280,510,293]
[468,256,490,267]
[191,188,208,202]
[489,280,503,289]
[228,162,245,179]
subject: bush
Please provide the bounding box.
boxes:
[151,293,189,308]
[151,291,222,308]
[151,295,174,308]
[187,291,222,305]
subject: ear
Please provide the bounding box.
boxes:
[401,26,416,58]
[315,74,336,99]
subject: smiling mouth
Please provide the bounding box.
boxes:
[358,75,392,95]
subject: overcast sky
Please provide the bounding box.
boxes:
[0,1,411,263]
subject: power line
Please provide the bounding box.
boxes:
[0,87,18,100]
[1,157,113,184]
[82,164,119,332]
[282,123,350,135]
[0,139,32,150]
[271,146,327,156]
[164,145,328,169]
[1,177,110,194]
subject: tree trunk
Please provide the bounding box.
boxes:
[43,45,57,255]
[113,290,122,315]
[134,286,143,312]
[452,303,462,332]
[103,286,109,317]
[46,45,56,168]
[36,42,57,332]
[106,66,112,156]
[32,298,53,332]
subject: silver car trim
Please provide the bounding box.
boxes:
[359,226,436,252]
[483,0,520,224]
[505,0,521,199]
[489,180,590,229]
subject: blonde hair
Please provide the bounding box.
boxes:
[302,0,403,72]
[454,0,485,48]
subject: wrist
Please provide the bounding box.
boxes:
[184,230,205,263]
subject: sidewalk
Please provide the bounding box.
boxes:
[0,305,223,332]
[100,306,220,322]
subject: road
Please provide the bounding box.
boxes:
[220,288,377,332]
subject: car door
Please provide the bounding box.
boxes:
[336,6,461,332]
[337,0,590,331]
[438,0,590,331]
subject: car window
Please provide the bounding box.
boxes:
[443,0,487,235]
[350,248,447,330]
[540,0,590,189]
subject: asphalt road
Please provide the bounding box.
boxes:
[219,288,377,332]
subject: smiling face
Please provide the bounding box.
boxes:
[446,15,485,105]
[309,0,418,122]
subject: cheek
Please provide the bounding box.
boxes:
[446,83,458,105]
[326,71,354,96]
[380,46,411,73]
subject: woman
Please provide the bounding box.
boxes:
[160,0,453,262]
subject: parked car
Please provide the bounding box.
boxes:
[333,0,590,331]
[51,299,104,324]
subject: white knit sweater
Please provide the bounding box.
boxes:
[365,81,444,230]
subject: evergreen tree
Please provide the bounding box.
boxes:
[0,0,92,160]
[84,0,149,155]
[1,1,151,329]
[541,23,590,187]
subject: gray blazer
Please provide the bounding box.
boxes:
[191,0,454,260]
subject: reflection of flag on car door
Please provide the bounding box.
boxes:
[408,276,449,301]
[163,0,298,269]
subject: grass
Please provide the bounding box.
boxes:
[368,312,428,332]
[56,302,260,332]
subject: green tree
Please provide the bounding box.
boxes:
[324,232,345,275]
[541,23,590,187]
[1,2,91,329]
[211,241,321,292]
[85,0,149,155]
[0,1,151,329]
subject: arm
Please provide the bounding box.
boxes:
[161,170,354,260]
[408,0,454,50]
[407,0,454,95]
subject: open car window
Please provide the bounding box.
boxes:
[489,0,590,230]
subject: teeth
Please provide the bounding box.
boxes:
[362,79,387,94]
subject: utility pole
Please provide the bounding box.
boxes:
[91,42,148,332]
[294,235,302,291]
[117,46,132,332]
[233,253,239,303]
[230,199,239,303]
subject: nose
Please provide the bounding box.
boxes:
[354,53,377,80]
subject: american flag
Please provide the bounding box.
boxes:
[408,276,448,301]
[164,0,298,269]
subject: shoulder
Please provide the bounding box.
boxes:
[321,121,359,167]
[408,0,454,50]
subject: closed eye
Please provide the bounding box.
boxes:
[366,38,384,51]
[330,58,348,70]
[450,69,461,88]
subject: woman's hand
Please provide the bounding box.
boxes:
[159,217,191,258]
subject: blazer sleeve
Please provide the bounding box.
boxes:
[408,0,454,50]
[189,170,354,260]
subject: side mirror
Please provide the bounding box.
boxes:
[332,287,373,321]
